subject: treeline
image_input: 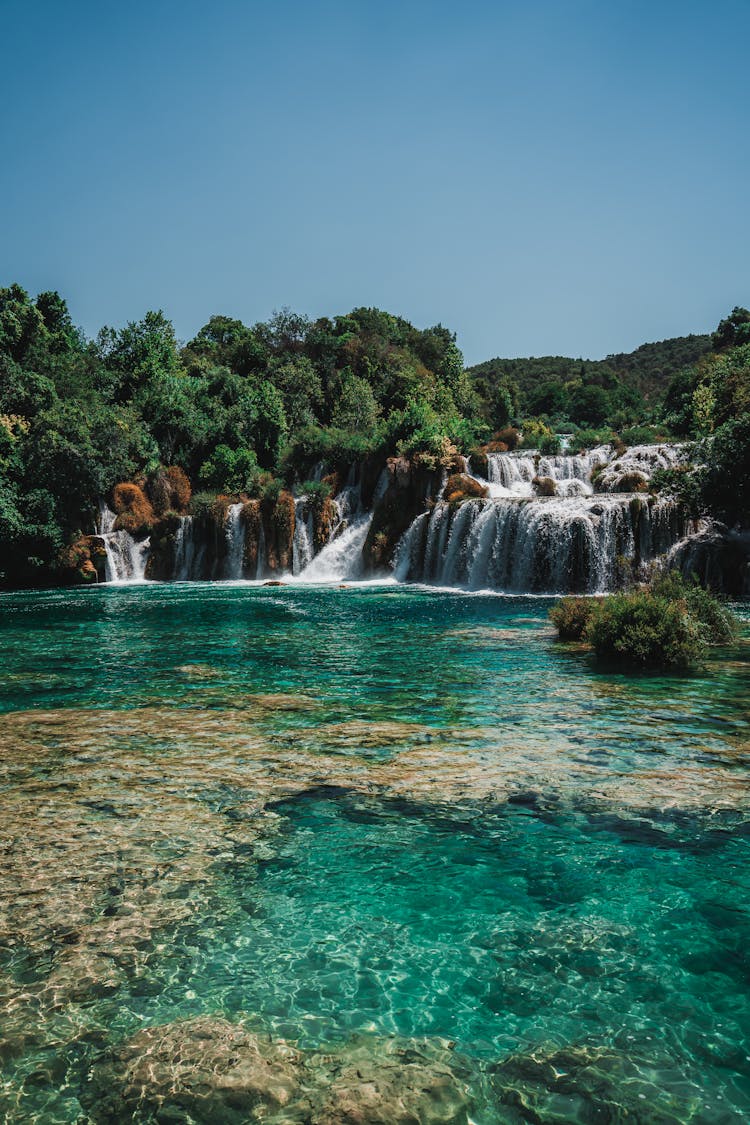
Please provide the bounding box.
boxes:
[0,282,748,586]
[468,334,713,432]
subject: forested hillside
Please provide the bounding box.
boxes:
[468,333,712,428]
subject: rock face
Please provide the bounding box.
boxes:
[363,457,441,571]
[144,512,181,580]
[442,474,489,503]
[669,522,750,594]
[261,489,296,573]
[83,1018,474,1125]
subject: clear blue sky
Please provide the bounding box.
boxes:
[1,0,748,365]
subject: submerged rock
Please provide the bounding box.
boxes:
[488,1042,704,1124]
[84,1018,475,1124]
[84,1018,306,1123]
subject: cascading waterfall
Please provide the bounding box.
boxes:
[292,498,314,575]
[295,469,369,583]
[295,517,371,583]
[98,503,150,583]
[223,502,245,580]
[395,445,692,593]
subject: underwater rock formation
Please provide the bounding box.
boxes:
[83,1018,475,1125]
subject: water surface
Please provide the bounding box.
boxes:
[1,583,749,1122]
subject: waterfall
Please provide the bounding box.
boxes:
[296,516,372,583]
[97,502,150,583]
[292,498,314,575]
[395,444,694,593]
[173,516,195,580]
[481,448,610,498]
[223,502,245,580]
[396,495,687,593]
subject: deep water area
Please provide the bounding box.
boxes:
[1,583,749,1123]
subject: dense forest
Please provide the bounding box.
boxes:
[0,282,748,587]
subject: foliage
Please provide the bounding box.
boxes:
[713,307,750,351]
[549,596,597,640]
[570,427,614,450]
[112,482,154,536]
[618,424,667,446]
[554,572,737,670]
[199,445,260,495]
[585,588,704,669]
[297,479,332,504]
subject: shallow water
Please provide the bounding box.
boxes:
[1,583,749,1122]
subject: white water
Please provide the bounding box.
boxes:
[224,502,245,580]
[396,444,693,593]
[478,447,610,498]
[295,516,372,583]
[173,517,196,581]
[293,466,381,582]
[98,503,150,584]
[292,498,314,575]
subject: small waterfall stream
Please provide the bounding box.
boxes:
[98,503,150,583]
[295,517,372,583]
[224,502,245,580]
[292,499,314,575]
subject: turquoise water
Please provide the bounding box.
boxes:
[1,583,749,1121]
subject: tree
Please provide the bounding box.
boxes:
[188,315,267,376]
[331,373,380,434]
[713,307,750,351]
[251,381,288,468]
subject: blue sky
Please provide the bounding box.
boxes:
[1,0,748,364]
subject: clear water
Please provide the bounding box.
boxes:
[1,583,749,1122]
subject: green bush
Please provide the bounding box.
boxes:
[618,424,666,446]
[282,424,375,477]
[552,571,737,669]
[297,479,332,504]
[549,596,597,640]
[198,444,260,495]
[585,591,703,669]
[571,427,614,450]
[650,571,737,643]
[537,432,562,455]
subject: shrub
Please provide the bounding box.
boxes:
[532,475,557,497]
[443,473,488,503]
[111,482,154,536]
[165,465,191,511]
[190,491,226,521]
[550,596,597,640]
[519,418,554,449]
[298,479,332,505]
[493,426,520,451]
[552,571,737,669]
[619,425,665,446]
[651,571,737,643]
[585,591,704,669]
[615,471,649,494]
[283,424,375,477]
[261,477,284,505]
[537,432,562,455]
[572,427,614,450]
[198,445,260,495]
